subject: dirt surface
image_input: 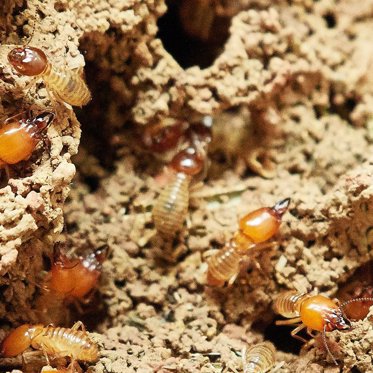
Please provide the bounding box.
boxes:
[1,0,373,372]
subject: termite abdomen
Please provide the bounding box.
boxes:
[33,325,99,362]
[206,239,242,287]
[272,290,307,318]
[243,342,276,373]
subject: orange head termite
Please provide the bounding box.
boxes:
[206,198,290,287]
[8,46,91,107]
[273,291,373,365]
[45,244,109,301]
[0,111,54,170]
[242,341,276,373]
[1,321,98,368]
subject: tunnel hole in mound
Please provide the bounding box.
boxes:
[74,76,117,172]
[157,0,231,69]
[262,318,303,355]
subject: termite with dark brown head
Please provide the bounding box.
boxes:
[141,120,188,155]
[1,321,98,370]
[0,111,54,177]
[206,198,290,287]
[273,290,373,365]
[8,46,91,107]
[152,118,212,238]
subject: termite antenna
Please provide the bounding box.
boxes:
[272,198,291,216]
[24,19,36,46]
[241,346,248,373]
[339,297,373,310]
[323,325,338,366]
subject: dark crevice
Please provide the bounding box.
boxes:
[323,12,337,28]
[263,318,302,354]
[329,88,358,123]
[157,1,230,69]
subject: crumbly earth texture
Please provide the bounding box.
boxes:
[0,0,373,372]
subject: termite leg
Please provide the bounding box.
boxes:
[241,346,247,373]
[22,77,39,102]
[247,256,262,273]
[253,241,277,252]
[39,344,51,365]
[306,328,317,339]
[71,321,86,332]
[227,272,239,287]
[4,165,11,181]
[68,359,82,373]
[291,324,308,343]
[275,317,302,326]
[42,134,51,150]
[3,111,28,124]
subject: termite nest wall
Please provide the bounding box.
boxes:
[1,0,373,372]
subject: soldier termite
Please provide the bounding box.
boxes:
[206,198,290,287]
[0,321,98,371]
[46,245,108,301]
[273,291,373,365]
[8,46,91,107]
[0,111,54,177]
[45,245,108,300]
[242,342,276,373]
[36,245,108,322]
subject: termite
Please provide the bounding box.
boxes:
[273,291,373,364]
[0,111,54,172]
[242,342,276,373]
[8,46,91,107]
[152,146,206,238]
[206,198,290,287]
[45,244,108,301]
[152,118,212,238]
[0,321,98,367]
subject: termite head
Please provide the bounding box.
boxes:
[239,198,290,244]
[8,46,47,76]
[170,146,205,176]
[300,295,351,332]
[142,121,187,153]
[1,324,32,357]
